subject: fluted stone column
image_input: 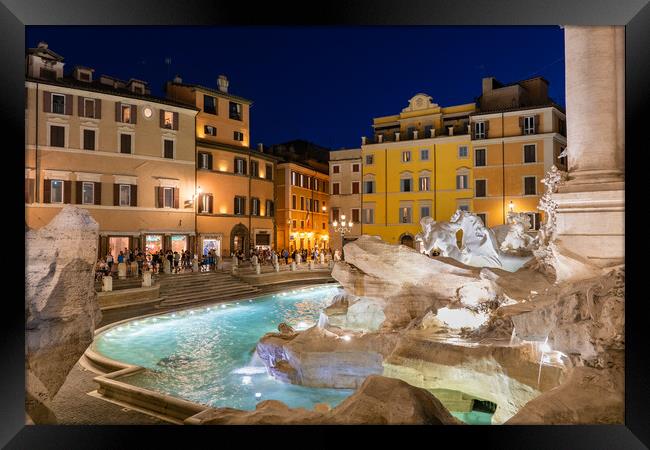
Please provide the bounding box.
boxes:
[554,26,625,267]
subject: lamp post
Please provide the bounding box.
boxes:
[194,186,202,256]
[332,214,353,258]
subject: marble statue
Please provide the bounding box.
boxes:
[492,213,535,254]
[415,216,463,261]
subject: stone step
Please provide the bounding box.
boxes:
[159,289,261,307]
[161,285,259,303]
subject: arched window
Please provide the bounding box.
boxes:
[400,172,413,192]
[455,167,470,190]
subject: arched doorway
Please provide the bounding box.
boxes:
[230,223,249,256]
[399,233,415,248]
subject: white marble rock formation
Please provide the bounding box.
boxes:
[25,205,101,423]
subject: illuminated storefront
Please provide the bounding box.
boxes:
[108,236,130,259]
[145,234,163,254]
[201,236,222,256]
[171,235,188,253]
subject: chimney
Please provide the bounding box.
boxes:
[413,130,418,140]
[482,77,496,94]
[361,136,367,145]
[395,132,400,142]
[448,126,454,136]
[217,75,229,93]
[173,74,183,84]
[430,128,436,138]
[257,143,264,152]
[378,134,383,143]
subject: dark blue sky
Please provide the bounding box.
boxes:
[27,26,565,149]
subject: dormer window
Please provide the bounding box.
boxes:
[40,68,57,80]
[79,72,90,81]
[132,84,144,94]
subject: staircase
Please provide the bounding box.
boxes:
[94,277,143,292]
[156,271,260,308]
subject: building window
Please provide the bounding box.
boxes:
[300,196,305,210]
[420,206,430,218]
[250,160,259,177]
[458,145,468,158]
[233,131,244,141]
[199,152,210,169]
[266,200,274,216]
[365,154,374,165]
[234,158,247,174]
[476,213,487,226]
[402,151,411,162]
[419,176,430,191]
[332,165,340,174]
[200,193,213,213]
[251,197,260,216]
[523,116,535,135]
[82,182,94,205]
[363,208,374,224]
[352,208,360,223]
[557,147,568,169]
[229,102,243,121]
[300,220,305,229]
[313,178,319,191]
[420,149,429,161]
[332,208,340,222]
[265,164,273,180]
[84,98,95,118]
[400,207,412,224]
[524,144,536,163]
[456,174,469,190]
[121,104,132,123]
[163,111,174,129]
[50,125,65,148]
[83,129,95,150]
[475,179,487,198]
[50,180,64,203]
[400,177,412,192]
[306,198,311,211]
[364,180,375,194]
[163,139,174,159]
[475,121,486,139]
[332,183,340,195]
[302,175,308,188]
[459,204,470,212]
[204,125,217,136]
[234,196,246,215]
[119,184,131,206]
[52,94,65,114]
[120,133,132,154]
[292,195,297,209]
[314,199,319,212]
[291,171,297,186]
[352,181,360,194]
[79,72,90,81]
[475,148,486,167]
[526,212,542,230]
[40,68,56,80]
[352,163,360,173]
[292,220,297,228]
[524,176,537,195]
[204,95,216,114]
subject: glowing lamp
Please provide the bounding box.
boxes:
[332,220,338,227]
[508,201,514,212]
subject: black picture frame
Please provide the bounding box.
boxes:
[4,0,648,448]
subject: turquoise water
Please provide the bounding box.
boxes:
[93,284,493,424]
[94,285,354,411]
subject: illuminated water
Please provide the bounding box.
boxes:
[93,284,494,424]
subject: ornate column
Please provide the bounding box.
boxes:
[553,26,625,268]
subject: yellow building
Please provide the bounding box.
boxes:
[275,161,330,253]
[165,76,277,257]
[470,77,567,228]
[360,94,476,247]
[25,42,199,258]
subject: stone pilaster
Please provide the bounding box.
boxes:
[553,26,625,268]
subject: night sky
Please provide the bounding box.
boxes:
[26,26,565,150]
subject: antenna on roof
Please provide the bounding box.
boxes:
[164,57,172,82]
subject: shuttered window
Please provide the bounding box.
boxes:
[234,196,246,215]
[524,144,536,163]
[233,131,244,141]
[265,164,273,180]
[332,183,340,195]
[352,181,360,194]
[82,182,94,204]
[352,208,360,223]
[291,195,297,209]
[198,152,212,169]
[83,129,95,150]
[251,197,260,216]
[50,180,64,203]
[400,178,412,192]
[456,174,469,190]
[204,95,216,114]
[163,187,173,208]
[266,200,274,216]
[474,122,486,139]
[523,116,535,135]
[120,134,132,154]
[163,139,174,159]
[524,177,537,195]
[250,160,259,177]
[52,94,65,114]
[475,148,486,167]
[50,126,65,147]
[475,179,487,197]
[234,158,247,174]
[363,208,374,224]
[419,176,430,191]
[119,184,131,206]
[364,180,375,194]
[229,102,243,121]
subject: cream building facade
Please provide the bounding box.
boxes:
[25,42,199,258]
[328,148,362,250]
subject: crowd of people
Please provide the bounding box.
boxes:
[95,246,342,279]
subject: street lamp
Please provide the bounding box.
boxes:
[332,214,354,251]
[508,201,514,212]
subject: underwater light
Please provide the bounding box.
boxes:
[255,392,262,398]
[117,327,124,331]
[221,305,226,309]
[242,376,252,385]
[189,311,194,315]
[249,300,253,303]
[341,335,352,341]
